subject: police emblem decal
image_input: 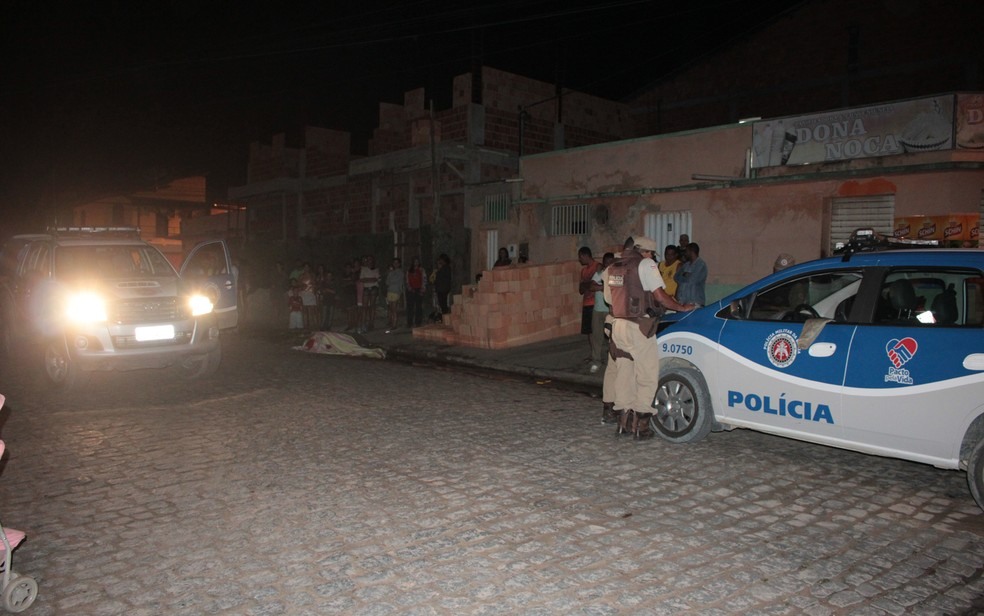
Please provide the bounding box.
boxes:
[764,330,798,368]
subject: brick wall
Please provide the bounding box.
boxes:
[303,177,373,236]
[413,260,581,349]
[247,134,302,182]
[370,66,634,156]
[369,102,411,155]
[304,127,350,177]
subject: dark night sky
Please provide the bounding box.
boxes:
[0,0,801,233]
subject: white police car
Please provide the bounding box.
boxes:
[653,234,984,510]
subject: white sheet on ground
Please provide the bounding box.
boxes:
[293,331,386,359]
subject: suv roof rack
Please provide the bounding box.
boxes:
[836,228,939,261]
[49,227,142,239]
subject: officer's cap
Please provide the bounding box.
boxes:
[634,236,659,253]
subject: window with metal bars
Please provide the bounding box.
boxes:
[550,204,588,236]
[484,193,509,222]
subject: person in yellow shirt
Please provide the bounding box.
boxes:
[658,245,681,298]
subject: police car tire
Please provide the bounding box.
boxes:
[651,366,714,444]
[968,437,984,511]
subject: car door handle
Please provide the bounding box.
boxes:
[963,354,984,371]
[808,342,836,358]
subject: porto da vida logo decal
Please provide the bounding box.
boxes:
[885,337,917,385]
[764,329,798,368]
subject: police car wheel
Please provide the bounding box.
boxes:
[651,366,714,444]
[968,437,984,511]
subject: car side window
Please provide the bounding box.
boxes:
[875,270,984,327]
[747,271,863,322]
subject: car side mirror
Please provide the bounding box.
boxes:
[729,299,744,320]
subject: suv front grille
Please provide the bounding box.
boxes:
[112,298,181,324]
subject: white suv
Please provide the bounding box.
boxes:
[0,228,238,390]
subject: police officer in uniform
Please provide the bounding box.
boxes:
[601,236,635,425]
[603,236,697,439]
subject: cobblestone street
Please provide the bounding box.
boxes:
[0,332,981,614]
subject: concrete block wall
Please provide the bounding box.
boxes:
[413,260,581,349]
[369,66,634,156]
[559,92,636,140]
[248,134,302,182]
[369,102,411,155]
[438,106,469,142]
[305,177,372,236]
[304,127,351,177]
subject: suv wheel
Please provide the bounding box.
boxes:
[177,345,221,379]
[968,437,984,511]
[43,337,88,391]
[651,366,714,443]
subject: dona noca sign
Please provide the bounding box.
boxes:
[749,94,982,169]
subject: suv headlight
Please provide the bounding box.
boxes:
[66,292,108,323]
[189,294,213,317]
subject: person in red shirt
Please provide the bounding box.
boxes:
[578,246,602,369]
[404,256,427,328]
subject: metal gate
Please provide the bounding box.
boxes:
[644,211,692,253]
[829,196,895,253]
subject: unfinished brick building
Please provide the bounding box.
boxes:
[228,66,634,291]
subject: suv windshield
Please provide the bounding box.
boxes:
[55,245,177,279]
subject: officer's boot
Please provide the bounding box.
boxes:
[601,402,617,425]
[634,412,654,440]
[616,409,635,436]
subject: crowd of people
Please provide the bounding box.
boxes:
[577,234,707,439]
[272,236,705,426]
[276,253,454,334]
[578,234,707,373]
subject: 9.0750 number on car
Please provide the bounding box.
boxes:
[662,342,693,355]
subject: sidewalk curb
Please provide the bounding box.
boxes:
[382,342,604,390]
[255,325,605,391]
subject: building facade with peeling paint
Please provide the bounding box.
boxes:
[474,94,984,303]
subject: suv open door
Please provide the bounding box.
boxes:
[180,239,238,330]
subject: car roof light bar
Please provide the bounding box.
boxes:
[836,227,939,261]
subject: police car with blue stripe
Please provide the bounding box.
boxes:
[652,230,984,510]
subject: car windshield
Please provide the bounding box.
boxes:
[55,245,177,279]
[747,271,863,321]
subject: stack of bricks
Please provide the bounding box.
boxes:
[413,261,582,349]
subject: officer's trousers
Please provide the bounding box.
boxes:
[610,318,660,414]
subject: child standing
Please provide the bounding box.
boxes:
[287,283,304,330]
[385,257,404,332]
